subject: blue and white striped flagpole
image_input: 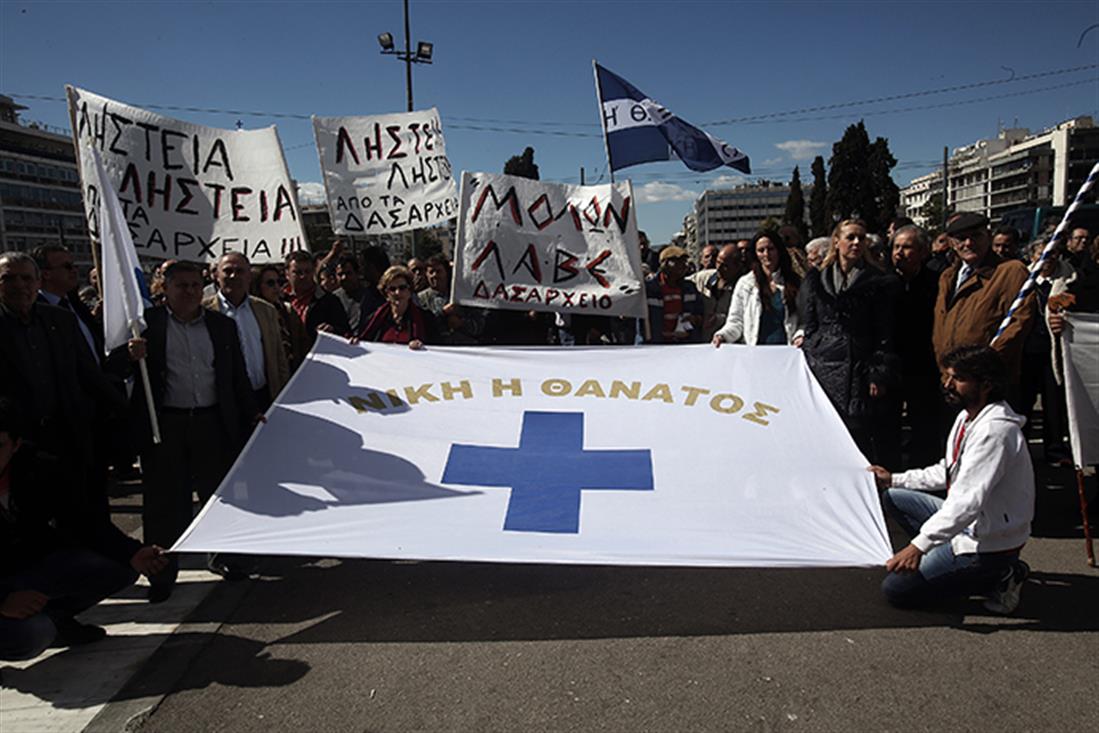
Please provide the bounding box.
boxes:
[990,160,1099,345]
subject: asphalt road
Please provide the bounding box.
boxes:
[108,466,1098,733]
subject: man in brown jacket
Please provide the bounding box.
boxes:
[204,253,291,410]
[931,213,1034,398]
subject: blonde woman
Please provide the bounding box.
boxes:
[797,219,899,462]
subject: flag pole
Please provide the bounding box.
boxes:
[1075,468,1095,567]
[990,160,1099,346]
[132,322,161,445]
[592,59,615,183]
[65,85,103,303]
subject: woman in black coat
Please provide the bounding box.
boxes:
[797,219,899,461]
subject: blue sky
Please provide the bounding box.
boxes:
[2,0,1097,244]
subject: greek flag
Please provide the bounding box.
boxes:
[593,62,750,175]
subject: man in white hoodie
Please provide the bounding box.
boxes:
[868,345,1034,613]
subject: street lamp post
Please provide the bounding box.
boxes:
[378,0,433,113]
[379,0,433,257]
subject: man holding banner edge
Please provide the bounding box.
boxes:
[869,345,1034,614]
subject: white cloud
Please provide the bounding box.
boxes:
[762,157,786,167]
[710,173,747,188]
[636,181,697,204]
[296,181,327,206]
[774,139,829,160]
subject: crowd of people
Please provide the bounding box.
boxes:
[2,211,1098,659]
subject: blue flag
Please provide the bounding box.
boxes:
[594,62,750,175]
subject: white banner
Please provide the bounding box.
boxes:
[452,172,646,318]
[1061,313,1099,468]
[312,109,457,235]
[67,86,307,263]
[173,335,891,567]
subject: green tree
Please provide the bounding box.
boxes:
[399,228,444,261]
[827,121,876,230]
[783,166,809,243]
[826,121,900,234]
[759,216,783,234]
[868,137,900,229]
[809,155,829,237]
[504,147,540,180]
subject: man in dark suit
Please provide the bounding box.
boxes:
[0,251,124,516]
[118,261,258,602]
[32,244,103,363]
[284,250,351,344]
[32,243,139,494]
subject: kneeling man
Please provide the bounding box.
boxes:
[868,345,1033,613]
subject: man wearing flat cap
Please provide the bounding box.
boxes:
[645,245,703,343]
[931,212,1034,400]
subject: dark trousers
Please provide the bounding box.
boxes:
[0,548,137,660]
[901,375,945,470]
[1020,351,1068,457]
[141,409,231,587]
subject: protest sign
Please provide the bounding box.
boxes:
[1061,313,1099,468]
[173,335,892,568]
[452,172,646,318]
[312,109,457,235]
[66,85,307,263]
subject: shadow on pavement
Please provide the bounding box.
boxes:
[0,632,309,709]
[956,570,1099,633]
[174,557,964,644]
[217,557,1098,645]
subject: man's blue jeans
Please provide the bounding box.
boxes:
[0,548,136,661]
[881,489,1017,608]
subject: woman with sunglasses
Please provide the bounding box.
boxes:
[356,265,431,349]
[250,264,309,371]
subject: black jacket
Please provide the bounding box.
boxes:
[111,306,257,452]
[305,292,351,340]
[799,263,899,421]
[35,291,104,359]
[0,302,124,458]
[893,265,941,381]
[0,451,139,580]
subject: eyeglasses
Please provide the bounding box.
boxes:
[262,279,278,287]
[386,284,410,293]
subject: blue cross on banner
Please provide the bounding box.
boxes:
[441,411,654,534]
[593,61,751,175]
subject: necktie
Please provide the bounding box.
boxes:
[951,263,973,304]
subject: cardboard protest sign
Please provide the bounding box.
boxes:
[312,109,457,235]
[452,172,646,318]
[66,86,307,263]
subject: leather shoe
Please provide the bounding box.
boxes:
[206,559,249,581]
[52,617,107,647]
[147,583,174,604]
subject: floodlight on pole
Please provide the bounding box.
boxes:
[378,0,432,113]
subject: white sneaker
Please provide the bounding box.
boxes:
[983,560,1029,614]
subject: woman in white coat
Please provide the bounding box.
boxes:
[711,231,802,346]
